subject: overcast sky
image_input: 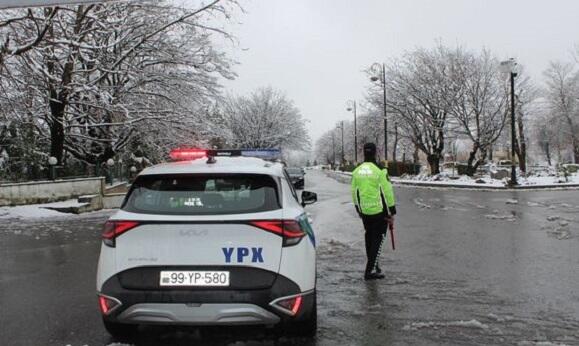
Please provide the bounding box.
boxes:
[213,0,579,143]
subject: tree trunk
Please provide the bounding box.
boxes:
[413,145,419,164]
[465,143,480,176]
[392,124,399,162]
[471,150,487,176]
[544,142,552,166]
[573,137,579,164]
[466,154,476,176]
[559,106,579,163]
[46,6,86,166]
[48,92,65,164]
[427,154,441,175]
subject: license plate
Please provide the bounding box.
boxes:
[159,271,230,287]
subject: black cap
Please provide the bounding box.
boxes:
[363,143,377,157]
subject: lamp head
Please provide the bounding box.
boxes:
[499,59,517,74]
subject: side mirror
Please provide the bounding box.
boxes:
[301,191,317,207]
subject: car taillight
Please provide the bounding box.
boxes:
[98,294,122,315]
[102,220,139,247]
[250,220,306,246]
[271,295,303,316]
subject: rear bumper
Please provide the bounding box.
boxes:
[99,270,314,326]
[116,303,281,325]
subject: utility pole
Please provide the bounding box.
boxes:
[509,70,517,186]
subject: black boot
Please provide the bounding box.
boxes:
[364,272,385,280]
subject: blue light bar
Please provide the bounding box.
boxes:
[240,149,281,159]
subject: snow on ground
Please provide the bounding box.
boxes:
[0,199,85,219]
[397,172,505,187]
[402,319,490,331]
[484,213,517,222]
[41,199,86,208]
[519,174,579,186]
[328,168,579,189]
[397,171,579,188]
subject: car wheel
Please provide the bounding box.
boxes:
[103,319,137,341]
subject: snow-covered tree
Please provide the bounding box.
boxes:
[385,45,455,174]
[314,130,337,166]
[217,87,310,150]
[543,61,579,164]
[446,48,508,175]
[0,7,59,59]
[0,0,238,178]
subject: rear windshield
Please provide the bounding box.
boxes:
[123,174,281,215]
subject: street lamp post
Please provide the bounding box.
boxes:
[336,121,345,165]
[129,166,137,182]
[106,158,115,185]
[48,156,57,180]
[370,62,388,161]
[500,58,518,186]
[117,159,123,181]
[346,100,358,163]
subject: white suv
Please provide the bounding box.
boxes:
[96,149,318,339]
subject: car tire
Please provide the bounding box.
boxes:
[285,291,317,338]
[103,319,137,341]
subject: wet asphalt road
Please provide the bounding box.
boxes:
[1,170,578,346]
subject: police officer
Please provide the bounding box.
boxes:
[351,143,397,280]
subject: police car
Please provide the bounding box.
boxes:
[96,149,318,339]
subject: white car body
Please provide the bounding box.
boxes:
[96,153,317,337]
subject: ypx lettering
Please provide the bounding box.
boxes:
[222,247,264,263]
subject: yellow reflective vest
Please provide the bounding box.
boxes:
[351,162,396,216]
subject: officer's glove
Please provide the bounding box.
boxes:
[386,215,395,230]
